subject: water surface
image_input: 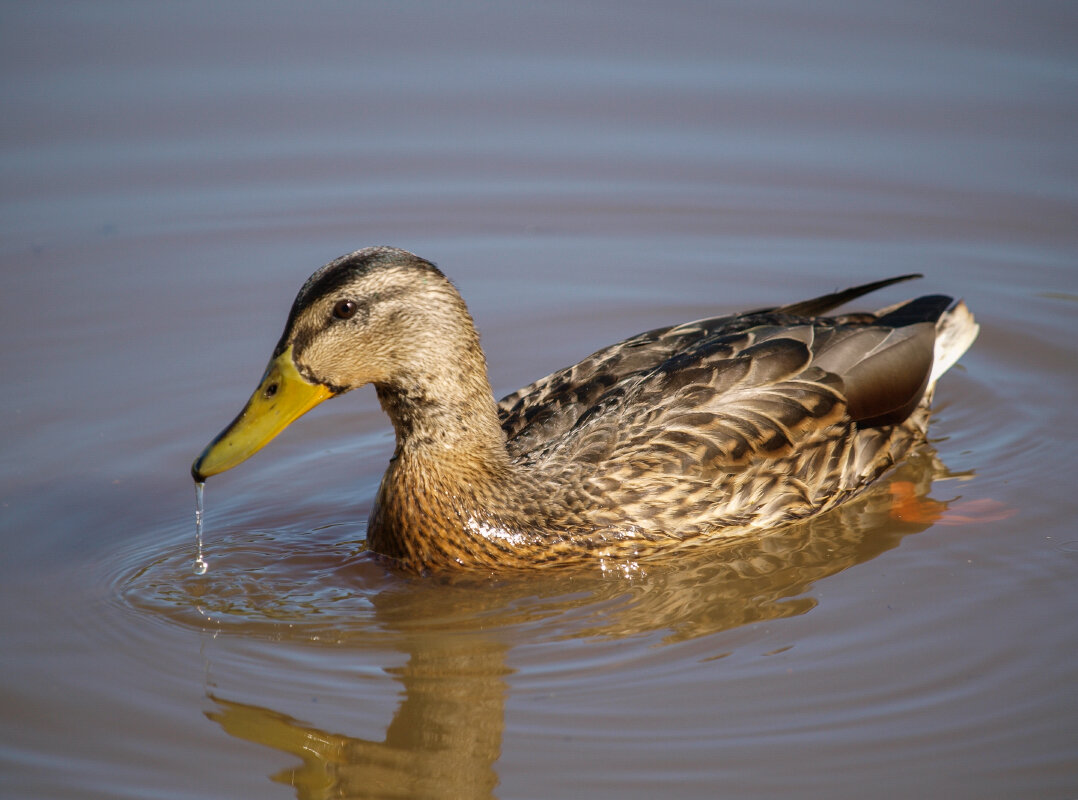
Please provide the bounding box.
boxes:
[2,3,1077,799]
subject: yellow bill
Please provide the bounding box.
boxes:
[192,346,333,481]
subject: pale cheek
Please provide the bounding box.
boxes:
[336,340,395,387]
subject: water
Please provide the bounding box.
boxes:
[193,482,208,576]
[2,3,1077,799]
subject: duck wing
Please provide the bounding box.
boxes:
[498,274,934,460]
[518,298,956,536]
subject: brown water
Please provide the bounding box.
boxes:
[3,3,1077,798]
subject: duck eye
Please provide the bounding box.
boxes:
[332,299,358,320]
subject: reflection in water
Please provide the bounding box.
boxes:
[187,448,971,799]
[208,635,508,800]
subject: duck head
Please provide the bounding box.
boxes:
[191,246,477,481]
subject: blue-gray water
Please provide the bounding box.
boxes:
[2,3,1076,798]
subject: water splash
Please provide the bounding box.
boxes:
[194,481,208,575]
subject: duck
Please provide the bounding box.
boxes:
[192,246,978,572]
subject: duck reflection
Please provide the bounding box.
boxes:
[204,449,969,800]
[208,633,508,800]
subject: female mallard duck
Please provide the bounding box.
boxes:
[193,247,977,572]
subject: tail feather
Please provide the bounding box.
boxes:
[929,300,978,389]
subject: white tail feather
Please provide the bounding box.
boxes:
[930,300,978,389]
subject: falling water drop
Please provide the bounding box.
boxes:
[194,481,208,575]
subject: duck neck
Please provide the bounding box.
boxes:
[369,357,527,570]
[374,348,512,481]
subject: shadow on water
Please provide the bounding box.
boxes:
[115,447,977,799]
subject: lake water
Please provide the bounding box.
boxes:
[2,3,1077,798]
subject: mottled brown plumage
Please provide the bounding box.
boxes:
[194,247,978,573]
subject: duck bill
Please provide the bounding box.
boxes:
[191,346,334,482]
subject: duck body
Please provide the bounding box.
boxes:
[193,247,978,572]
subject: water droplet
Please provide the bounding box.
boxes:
[194,481,208,576]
